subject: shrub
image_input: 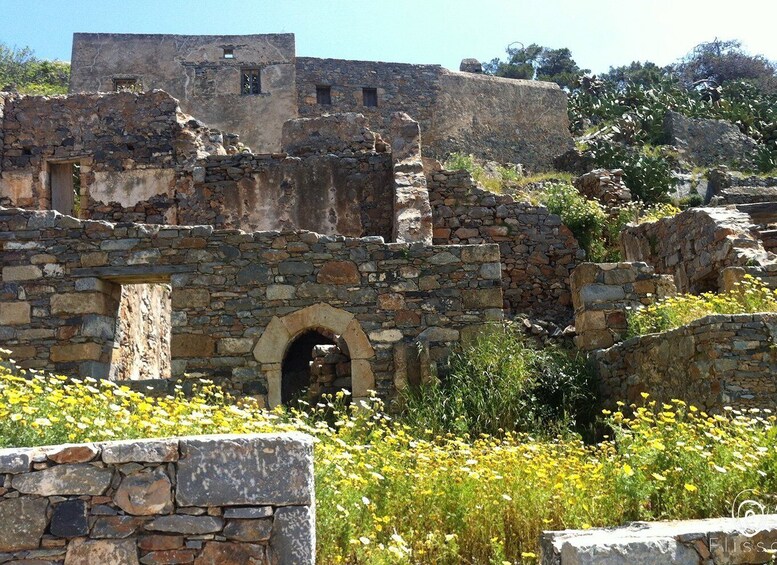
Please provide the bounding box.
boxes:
[536,182,608,260]
[401,324,597,437]
[627,275,777,336]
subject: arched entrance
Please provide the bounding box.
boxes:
[253,303,375,407]
[281,328,341,404]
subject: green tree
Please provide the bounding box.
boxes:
[601,61,668,89]
[673,38,776,88]
[484,42,589,89]
[0,42,69,95]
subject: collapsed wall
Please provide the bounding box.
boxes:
[0,433,315,564]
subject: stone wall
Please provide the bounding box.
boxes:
[570,262,676,350]
[0,206,503,406]
[542,514,777,565]
[0,433,314,564]
[180,150,395,239]
[296,57,573,169]
[0,91,221,220]
[621,207,774,293]
[593,313,777,412]
[69,33,297,153]
[428,168,582,322]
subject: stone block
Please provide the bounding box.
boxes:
[417,327,460,342]
[462,288,503,309]
[368,329,403,343]
[2,265,42,281]
[266,284,296,300]
[91,515,146,538]
[271,506,315,565]
[377,293,405,310]
[45,443,99,464]
[101,438,179,464]
[461,245,500,263]
[146,515,223,534]
[223,518,272,542]
[171,288,210,309]
[50,342,103,362]
[64,539,139,565]
[575,310,606,333]
[81,314,115,339]
[217,338,255,355]
[0,498,48,551]
[171,334,215,358]
[351,359,376,397]
[0,301,30,325]
[51,292,114,315]
[0,447,33,473]
[50,499,89,538]
[578,284,626,305]
[176,433,314,507]
[223,507,273,519]
[114,467,173,516]
[193,542,267,565]
[12,463,113,496]
[317,260,360,284]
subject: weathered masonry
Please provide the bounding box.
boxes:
[69,33,573,168]
[0,433,315,564]
[0,207,503,407]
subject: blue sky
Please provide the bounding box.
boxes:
[2,0,776,74]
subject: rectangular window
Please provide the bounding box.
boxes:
[113,78,139,93]
[223,48,234,59]
[316,85,332,105]
[241,68,261,95]
[362,87,378,107]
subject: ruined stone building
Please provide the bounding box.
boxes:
[1,32,581,408]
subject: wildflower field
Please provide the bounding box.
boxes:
[1,359,776,564]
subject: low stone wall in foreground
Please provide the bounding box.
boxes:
[0,433,314,564]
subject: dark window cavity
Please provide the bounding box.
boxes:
[223,47,234,59]
[316,85,332,105]
[241,68,261,95]
[362,87,378,107]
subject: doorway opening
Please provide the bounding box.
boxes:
[281,328,352,404]
[49,161,81,216]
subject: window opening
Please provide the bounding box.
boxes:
[282,329,352,405]
[362,87,378,107]
[241,68,261,95]
[223,48,234,59]
[49,161,81,216]
[113,78,140,93]
[316,85,332,105]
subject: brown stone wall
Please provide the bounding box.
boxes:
[0,433,314,564]
[621,207,774,293]
[296,57,573,170]
[0,206,503,405]
[69,33,297,153]
[428,169,582,322]
[594,313,777,412]
[570,262,676,350]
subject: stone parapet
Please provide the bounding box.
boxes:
[593,313,777,412]
[570,262,676,350]
[0,433,314,564]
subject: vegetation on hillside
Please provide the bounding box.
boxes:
[2,353,777,564]
[0,42,69,95]
[627,274,777,336]
[487,38,777,198]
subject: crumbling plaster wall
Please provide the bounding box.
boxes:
[69,33,297,153]
[296,57,573,170]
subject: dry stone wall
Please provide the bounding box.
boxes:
[0,206,503,406]
[570,262,676,350]
[621,207,775,293]
[428,168,582,322]
[594,313,777,412]
[0,433,314,564]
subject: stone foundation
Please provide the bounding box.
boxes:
[0,433,314,564]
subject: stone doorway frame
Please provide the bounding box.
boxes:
[253,303,375,407]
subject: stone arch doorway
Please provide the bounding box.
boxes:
[253,303,375,407]
[281,327,342,404]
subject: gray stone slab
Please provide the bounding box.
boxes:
[11,463,113,496]
[0,498,48,551]
[101,438,179,464]
[176,433,314,507]
[64,538,139,565]
[145,515,224,534]
[0,447,34,473]
[271,506,315,565]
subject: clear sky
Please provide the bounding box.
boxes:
[2,0,776,74]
